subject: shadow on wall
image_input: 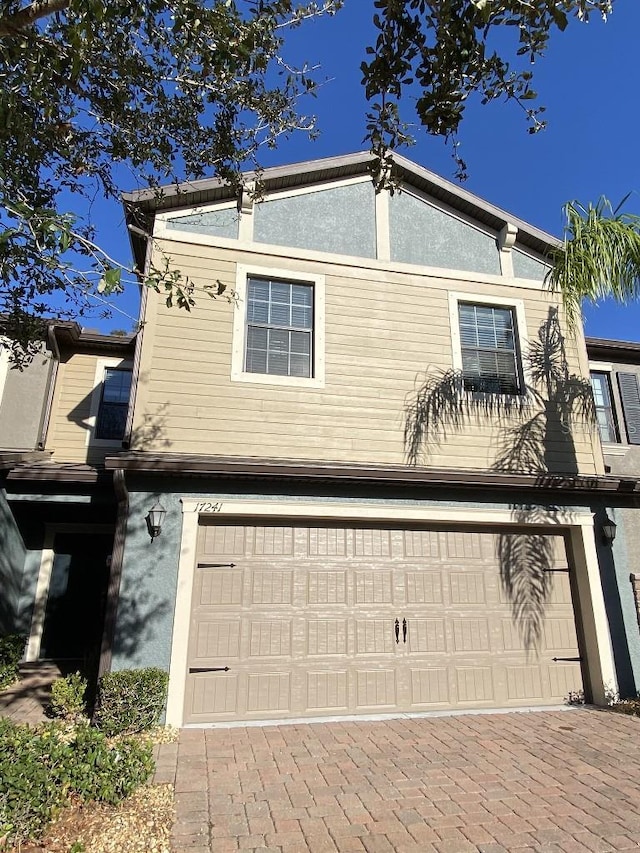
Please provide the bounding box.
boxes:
[0,491,26,636]
[65,370,173,453]
[404,308,594,651]
[111,502,173,666]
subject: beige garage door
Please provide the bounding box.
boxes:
[184,521,583,724]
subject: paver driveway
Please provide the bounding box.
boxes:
[154,708,640,852]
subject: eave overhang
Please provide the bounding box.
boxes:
[104,452,638,500]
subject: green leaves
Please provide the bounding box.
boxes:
[547,197,640,328]
[360,0,612,180]
[0,1,340,351]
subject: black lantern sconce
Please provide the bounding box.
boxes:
[146,501,167,541]
[601,514,617,546]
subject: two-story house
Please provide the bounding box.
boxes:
[106,152,635,726]
[3,153,640,725]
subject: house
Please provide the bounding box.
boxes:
[2,152,639,725]
[0,323,134,687]
[586,336,640,694]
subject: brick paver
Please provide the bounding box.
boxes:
[155,709,640,852]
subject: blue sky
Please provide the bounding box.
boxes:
[98,1,640,341]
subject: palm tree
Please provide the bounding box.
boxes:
[548,197,640,328]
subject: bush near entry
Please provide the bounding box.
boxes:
[0,635,25,691]
[93,668,169,737]
[0,718,154,849]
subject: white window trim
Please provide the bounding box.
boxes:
[448,291,531,393]
[588,361,614,373]
[231,264,326,388]
[86,357,134,447]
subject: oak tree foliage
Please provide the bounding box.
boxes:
[0,0,615,359]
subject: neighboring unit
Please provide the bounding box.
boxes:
[0,323,134,686]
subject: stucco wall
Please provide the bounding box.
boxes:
[0,489,26,634]
[0,347,51,451]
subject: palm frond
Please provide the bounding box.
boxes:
[547,197,640,328]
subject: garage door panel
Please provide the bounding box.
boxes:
[248,619,292,658]
[246,671,291,713]
[354,571,394,604]
[250,570,293,605]
[355,619,396,655]
[307,570,347,605]
[410,667,451,706]
[406,618,447,653]
[548,664,582,699]
[456,667,495,703]
[307,670,348,711]
[355,669,397,707]
[306,620,348,656]
[194,619,241,660]
[189,672,239,718]
[185,521,585,724]
[200,524,247,557]
[308,528,348,557]
[449,572,488,605]
[197,568,243,606]
[405,571,443,605]
[450,617,491,653]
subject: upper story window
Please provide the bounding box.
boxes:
[231,265,325,388]
[590,371,619,444]
[245,277,313,378]
[92,366,132,442]
[458,302,522,394]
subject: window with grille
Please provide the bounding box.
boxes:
[245,276,313,378]
[590,372,619,443]
[95,368,132,440]
[458,303,521,394]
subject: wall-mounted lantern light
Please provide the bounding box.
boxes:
[147,501,166,541]
[601,514,617,546]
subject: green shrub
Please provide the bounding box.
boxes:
[0,718,154,848]
[49,672,88,722]
[0,718,70,845]
[93,668,169,737]
[0,635,25,691]
[63,725,154,804]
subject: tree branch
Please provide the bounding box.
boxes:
[0,0,69,36]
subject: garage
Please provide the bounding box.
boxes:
[184,520,584,724]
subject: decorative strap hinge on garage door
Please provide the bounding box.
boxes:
[188,666,230,673]
[543,568,570,573]
[198,563,237,568]
[552,657,583,662]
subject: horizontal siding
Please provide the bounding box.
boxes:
[46,354,97,462]
[132,241,599,474]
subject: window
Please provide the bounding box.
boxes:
[590,372,619,444]
[458,302,521,394]
[245,277,313,377]
[231,265,325,388]
[95,368,132,440]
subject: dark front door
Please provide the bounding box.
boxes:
[40,533,113,672]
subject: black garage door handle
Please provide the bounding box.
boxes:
[189,666,230,673]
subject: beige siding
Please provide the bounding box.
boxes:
[46,352,115,464]
[133,240,601,475]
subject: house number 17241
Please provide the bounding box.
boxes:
[194,501,223,513]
